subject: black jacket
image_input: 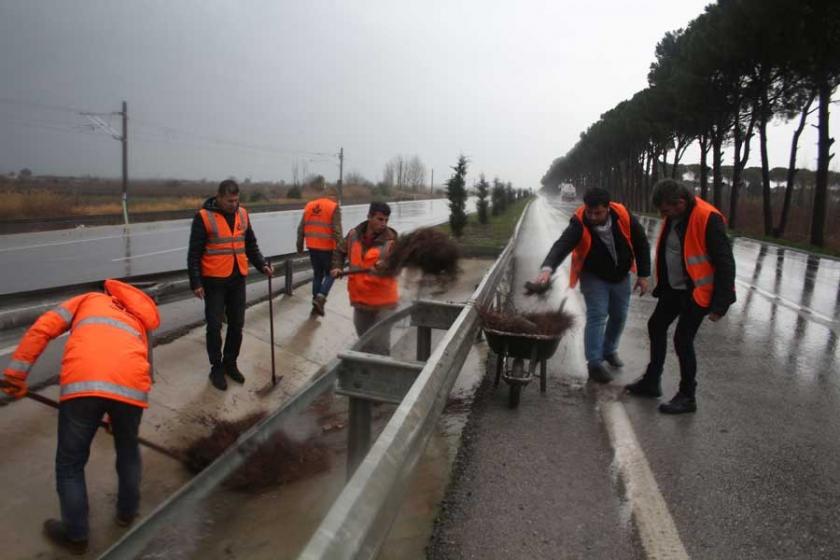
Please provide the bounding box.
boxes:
[653,198,736,316]
[187,197,267,290]
[541,208,651,283]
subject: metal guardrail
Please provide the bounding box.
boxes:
[97,202,530,559]
[299,201,530,560]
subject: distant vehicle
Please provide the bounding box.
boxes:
[560,183,576,202]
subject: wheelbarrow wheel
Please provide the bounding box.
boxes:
[508,384,521,409]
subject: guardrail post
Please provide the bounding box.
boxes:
[284,258,294,295]
[347,398,372,478]
[417,326,432,361]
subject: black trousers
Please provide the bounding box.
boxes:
[203,273,246,367]
[646,287,708,398]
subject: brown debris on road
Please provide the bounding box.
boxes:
[478,306,575,337]
[384,227,461,279]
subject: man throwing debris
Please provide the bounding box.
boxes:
[188,179,272,391]
[297,185,343,316]
[531,187,650,383]
[625,179,735,414]
[331,201,399,355]
[1,279,160,555]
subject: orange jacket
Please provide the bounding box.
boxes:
[199,206,249,277]
[346,226,399,309]
[302,198,338,250]
[655,196,723,308]
[569,202,636,288]
[4,279,160,408]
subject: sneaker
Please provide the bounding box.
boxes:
[209,365,227,391]
[312,294,327,316]
[224,362,246,384]
[43,519,88,555]
[115,511,137,528]
[625,375,662,398]
[658,393,697,414]
[604,353,624,368]
[587,363,612,384]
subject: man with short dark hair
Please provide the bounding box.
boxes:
[187,179,272,391]
[532,187,650,383]
[331,201,398,355]
[625,179,735,414]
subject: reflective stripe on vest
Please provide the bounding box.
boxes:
[569,202,635,288]
[200,207,249,277]
[53,306,73,323]
[75,316,141,338]
[7,358,32,374]
[303,199,337,250]
[61,381,148,404]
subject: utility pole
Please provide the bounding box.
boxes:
[431,168,434,194]
[337,147,344,204]
[121,101,129,225]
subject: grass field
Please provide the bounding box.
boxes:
[437,198,531,254]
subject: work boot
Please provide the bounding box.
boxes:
[313,294,327,316]
[224,361,246,384]
[625,375,662,398]
[209,364,227,391]
[587,363,612,384]
[658,392,697,414]
[43,519,88,555]
[604,352,624,368]
[115,511,137,528]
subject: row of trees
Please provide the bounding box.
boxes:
[382,154,427,191]
[541,0,840,246]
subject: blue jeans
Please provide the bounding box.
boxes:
[310,249,335,298]
[578,272,631,367]
[56,397,143,541]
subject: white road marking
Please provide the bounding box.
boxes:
[111,247,187,262]
[601,398,690,560]
[735,277,836,324]
[0,226,189,253]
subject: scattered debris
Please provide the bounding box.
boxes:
[182,412,330,492]
[478,306,575,337]
[384,227,460,279]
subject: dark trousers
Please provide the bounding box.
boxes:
[646,287,708,398]
[203,273,246,367]
[56,397,143,541]
[309,249,335,298]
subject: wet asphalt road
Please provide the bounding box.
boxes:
[0,198,473,295]
[433,195,840,559]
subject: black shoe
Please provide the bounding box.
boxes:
[313,294,326,316]
[43,519,88,555]
[115,511,137,528]
[604,353,624,368]
[625,375,662,398]
[209,365,227,391]
[587,363,612,384]
[658,393,697,414]
[224,362,246,384]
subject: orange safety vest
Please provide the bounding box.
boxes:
[302,198,338,250]
[199,206,249,277]
[346,229,399,308]
[5,279,160,408]
[655,196,723,308]
[569,202,636,288]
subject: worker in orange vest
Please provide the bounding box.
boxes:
[1,279,160,555]
[625,179,736,414]
[330,201,399,355]
[187,179,273,391]
[297,185,343,316]
[531,187,650,383]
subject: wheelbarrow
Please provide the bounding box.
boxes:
[483,328,563,409]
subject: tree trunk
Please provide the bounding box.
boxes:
[712,131,723,210]
[775,94,814,237]
[758,99,773,235]
[699,134,709,200]
[811,80,834,247]
[729,106,758,230]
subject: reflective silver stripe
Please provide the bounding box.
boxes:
[75,316,141,338]
[205,248,246,255]
[303,220,331,227]
[53,306,73,323]
[61,381,148,403]
[7,359,32,373]
[694,275,714,287]
[305,232,333,239]
[238,208,248,230]
[207,235,245,243]
[204,210,220,239]
[686,254,710,266]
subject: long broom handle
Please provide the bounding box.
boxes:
[267,259,277,386]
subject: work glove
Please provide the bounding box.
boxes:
[1,374,28,399]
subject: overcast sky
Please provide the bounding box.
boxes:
[1,1,836,188]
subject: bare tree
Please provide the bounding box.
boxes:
[406,156,427,190]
